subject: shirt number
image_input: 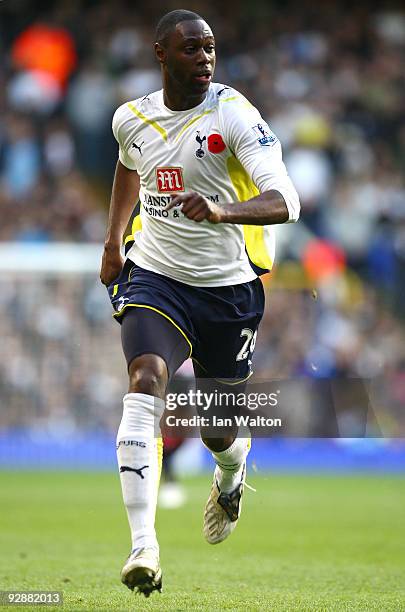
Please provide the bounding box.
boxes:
[236,328,257,361]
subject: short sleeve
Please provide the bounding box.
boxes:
[112,104,137,171]
[221,98,300,223]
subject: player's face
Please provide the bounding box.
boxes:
[161,20,216,96]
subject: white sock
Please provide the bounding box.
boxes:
[116,393,165,553]
[210,436,251,493]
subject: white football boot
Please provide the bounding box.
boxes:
[120,548,162,597]
[203,463,249,544]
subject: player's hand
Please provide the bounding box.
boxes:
[100,243,124,285]
[166,192,223,223]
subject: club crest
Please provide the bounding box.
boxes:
[195,131,206,158]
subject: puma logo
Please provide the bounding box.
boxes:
[120,465,149,479]
[217,86,230,97]
[132,141,144,156]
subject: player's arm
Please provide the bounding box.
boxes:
[217,123,299,225]
[100,161,140,285]
[212,189,289,224]
[166,188,289,225]
[100,104,140,285]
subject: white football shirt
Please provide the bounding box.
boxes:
[112,83,300,287]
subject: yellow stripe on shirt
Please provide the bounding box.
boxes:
[175,109,216,142]
[124,212,142,245]
[226,154,274,271]
[127,102,168,142]
[174,96,252,143]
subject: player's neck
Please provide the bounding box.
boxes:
[163,80,207,111]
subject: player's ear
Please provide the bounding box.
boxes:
[155,42,167,65]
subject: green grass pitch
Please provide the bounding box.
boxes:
[1,471,404,611]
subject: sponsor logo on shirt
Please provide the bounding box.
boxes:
[156,167,185,192]
[141,192,220,219]
[252,123,277,146]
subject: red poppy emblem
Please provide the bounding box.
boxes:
[208,133,226,154]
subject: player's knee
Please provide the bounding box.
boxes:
[128,355,167,398]
[201,434,236,452]
[129,366,165,397]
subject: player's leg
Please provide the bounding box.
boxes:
[194,360,239,452]
[193,278,264,544]
[116,307,189,595]
[194,364,252,544]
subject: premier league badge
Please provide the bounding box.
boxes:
[252,123,277,146]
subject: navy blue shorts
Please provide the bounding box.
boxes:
[107,261,265,381]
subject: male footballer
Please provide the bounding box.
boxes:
[100,9,300,597]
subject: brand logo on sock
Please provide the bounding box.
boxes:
[120,465,149,479]
[117,440,146,449]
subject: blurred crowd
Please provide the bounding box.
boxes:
[0,272,123,433]
[0,0,404,433]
